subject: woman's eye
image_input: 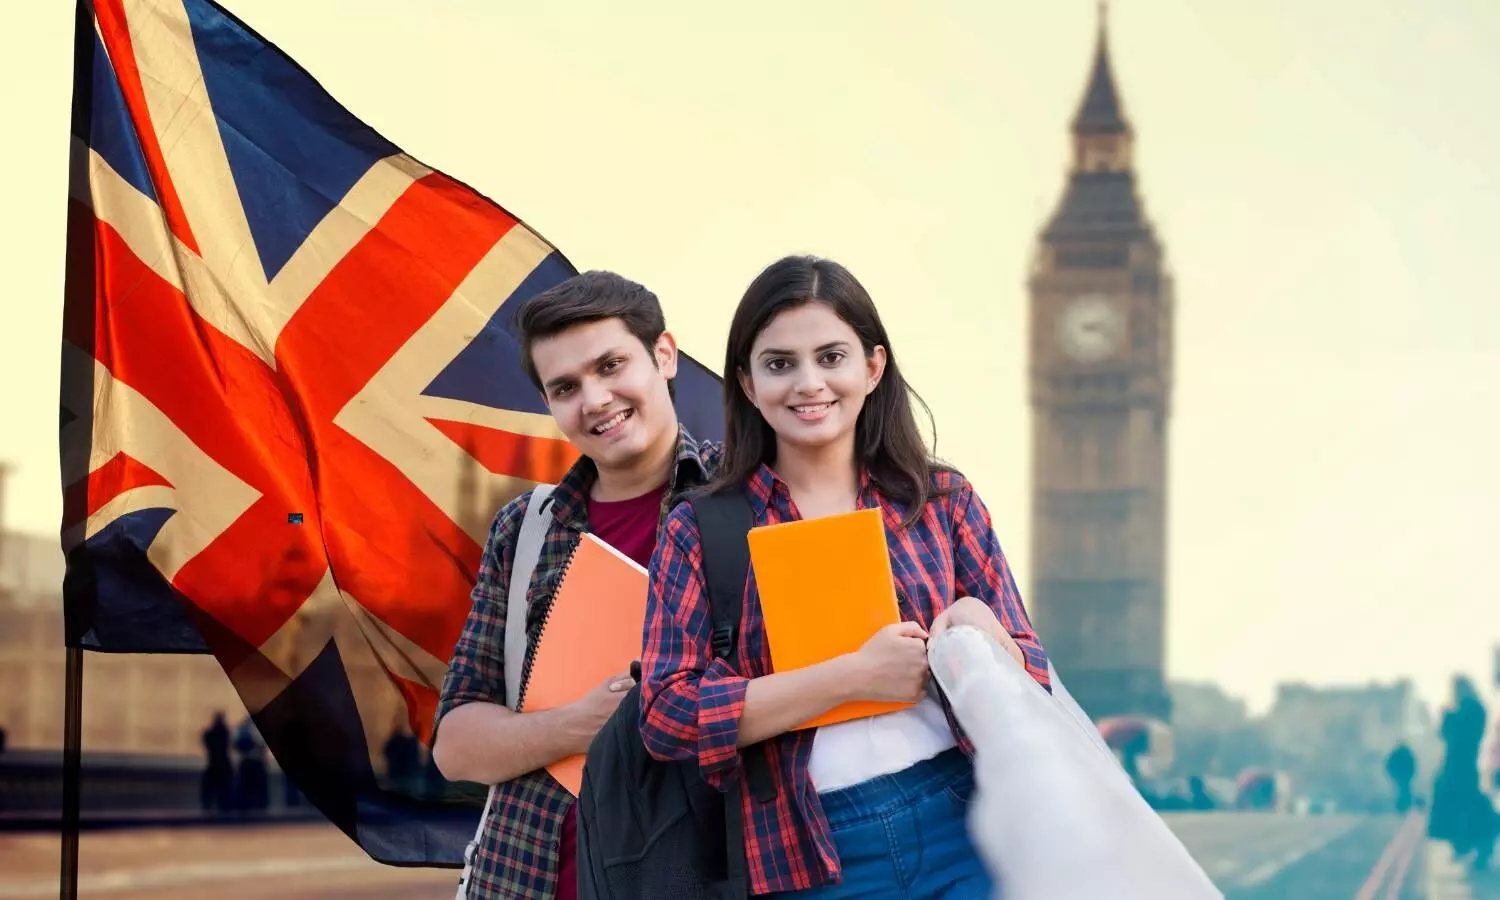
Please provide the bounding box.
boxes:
[766,358,790,372]
[820,351,846,366]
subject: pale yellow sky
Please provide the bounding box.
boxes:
[2,1,1497,714]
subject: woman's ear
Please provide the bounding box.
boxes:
[866,345,888,394]
[737,368,757,407]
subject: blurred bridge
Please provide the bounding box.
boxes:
[1,811,1493,899]
[3,749,1494,898]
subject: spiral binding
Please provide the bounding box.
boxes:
[514,542,581,710]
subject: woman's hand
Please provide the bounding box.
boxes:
[848,621,931,703]
[930,595,1024,667]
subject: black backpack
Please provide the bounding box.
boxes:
[575,490,777,900]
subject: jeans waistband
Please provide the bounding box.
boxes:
[815,748,970,828]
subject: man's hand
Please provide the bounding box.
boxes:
[560,670,636,753]
[930,596,1024,666]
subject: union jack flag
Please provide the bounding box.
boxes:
[59,0,723,864]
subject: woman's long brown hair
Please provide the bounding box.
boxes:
[706,255,949,526]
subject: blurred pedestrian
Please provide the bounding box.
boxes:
[1429,676,1497,871]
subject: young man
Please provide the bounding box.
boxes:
[432,271,720,899]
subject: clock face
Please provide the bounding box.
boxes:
[1056,294,1125,363]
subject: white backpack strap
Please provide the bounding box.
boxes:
[455,784,498,900]
[504,484,555,711]
[457,484,554,900]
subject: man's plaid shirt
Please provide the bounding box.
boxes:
[434,427,720,899]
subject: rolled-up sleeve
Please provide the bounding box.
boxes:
[433,495,526,735]
[639,503,749,788]
[949,477,1052,691]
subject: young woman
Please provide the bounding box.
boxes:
[638,255,1052,898]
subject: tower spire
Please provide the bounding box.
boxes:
[1072,1,1129,136]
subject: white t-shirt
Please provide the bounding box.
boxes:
[806,689,958,794]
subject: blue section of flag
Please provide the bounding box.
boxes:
[674,353,727,443]
[70,508,209,653]
[182,0,399,282]
[258,639,480,864]
[84,506,174,576]
[423,250,577,414]
[88,30,158,203]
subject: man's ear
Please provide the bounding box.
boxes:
[653,331,680,380]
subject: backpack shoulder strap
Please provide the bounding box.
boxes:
[504,484,555,711]
[689,488,775,806]
[690,488,775,894]
[690,490,754,663]
[459,486,555,899]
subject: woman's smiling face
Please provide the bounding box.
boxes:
[739,301,885,454]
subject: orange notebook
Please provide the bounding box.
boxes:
[518,532,648,795]
[747,507,911,730]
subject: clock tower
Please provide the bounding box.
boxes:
[1028,7,1174,722]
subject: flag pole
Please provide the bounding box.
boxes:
[60,4,94,892]
[60,646,84,900]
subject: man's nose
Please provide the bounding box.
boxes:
[580,378,613,411]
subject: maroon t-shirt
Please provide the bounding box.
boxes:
[586,482,669,568]
[557,805,579,900]
[557,482,667,899]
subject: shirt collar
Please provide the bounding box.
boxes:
[747,462,903,532]
[546,424,713,529]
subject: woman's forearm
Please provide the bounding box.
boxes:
[736,655,860,747]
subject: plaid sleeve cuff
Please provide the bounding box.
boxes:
[1020,642,1052,693]
[696,658,750,787]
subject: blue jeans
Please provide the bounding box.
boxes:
[769,749,993,899]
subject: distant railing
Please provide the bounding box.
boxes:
[0,749,309,824]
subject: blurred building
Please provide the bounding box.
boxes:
[0,465,244,758]
[1165,681,1266,781]
[0,528,247,757]
[0,528,65,603]
[1261,679,1435,811]
[1265,680,1430,758]
[1169,681,1249,733]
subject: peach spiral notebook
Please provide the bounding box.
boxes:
[747,507,911,730]
[517,532,648,795]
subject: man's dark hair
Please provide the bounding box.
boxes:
[511,270,670,393]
